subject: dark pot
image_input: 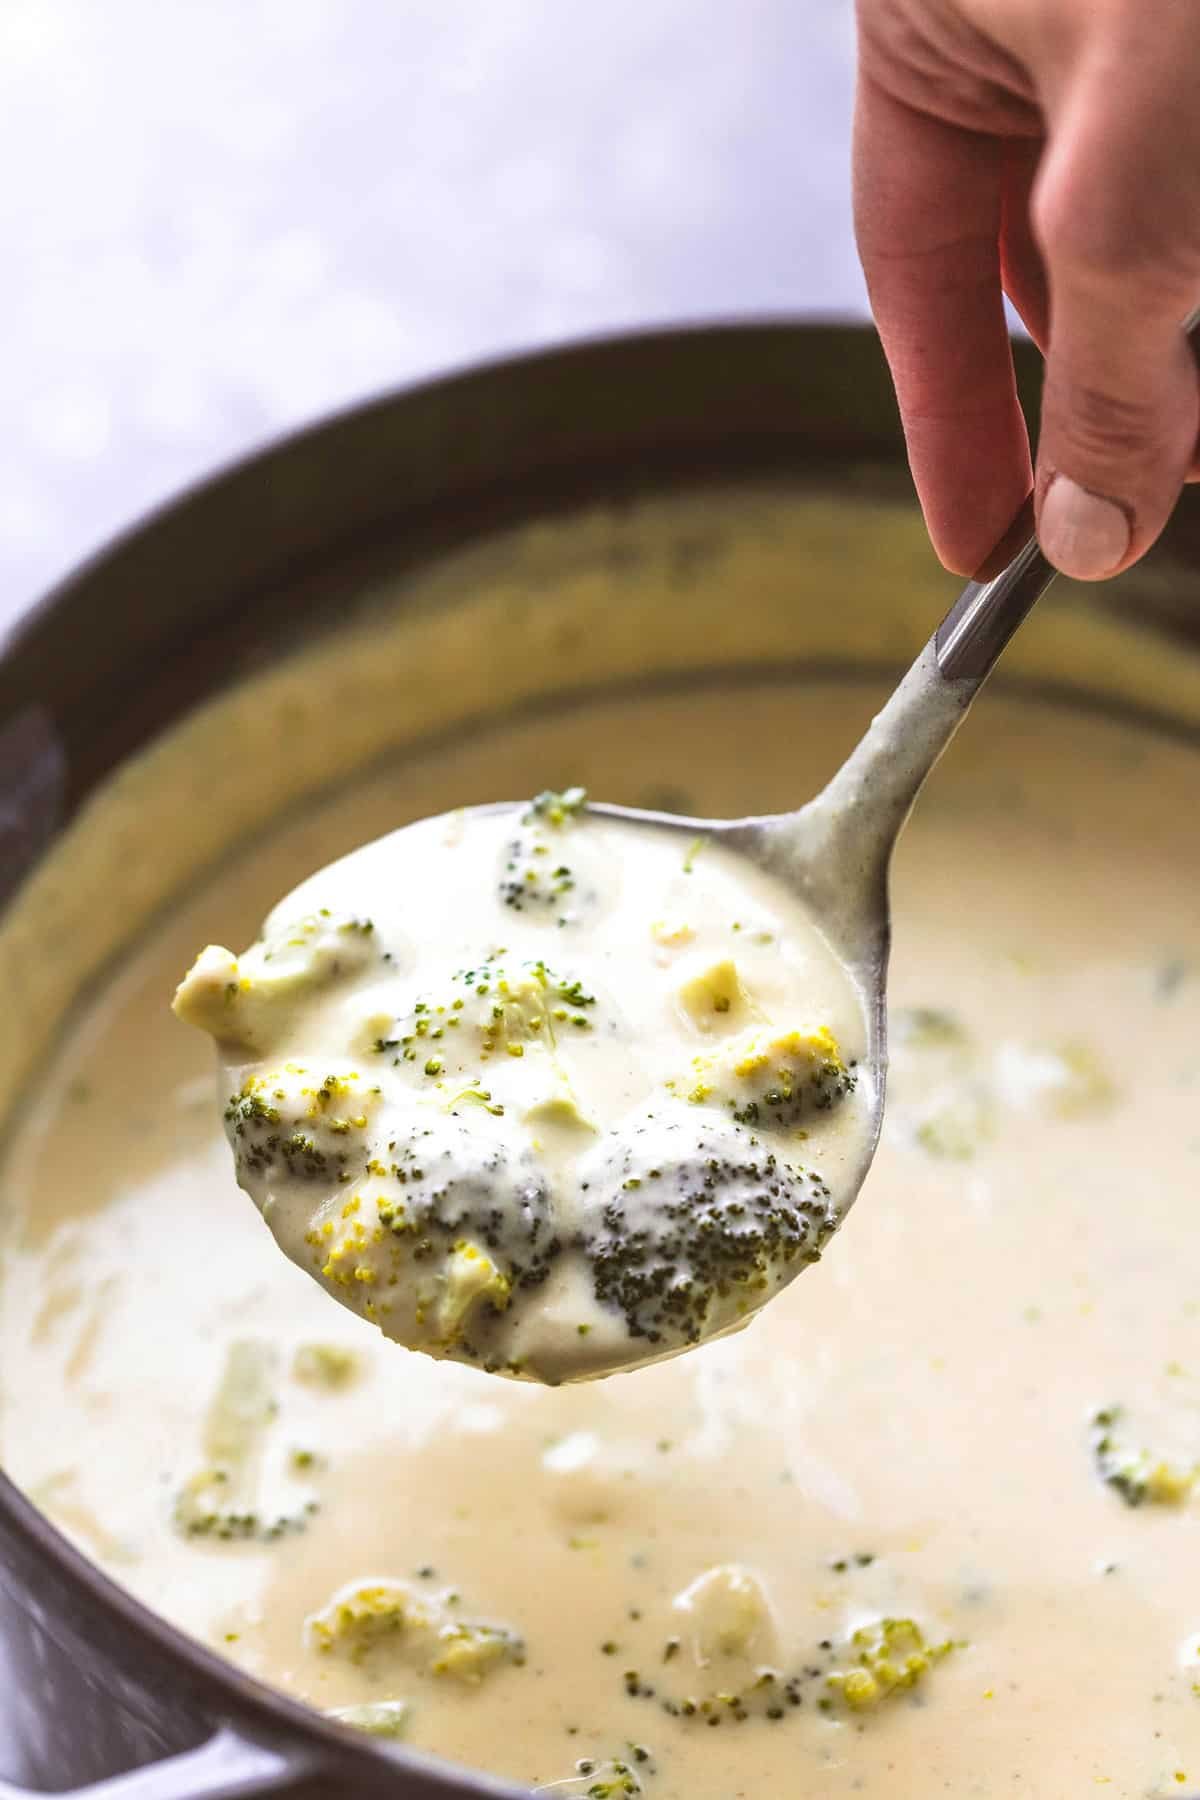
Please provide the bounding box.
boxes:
[2,322,1198,1800]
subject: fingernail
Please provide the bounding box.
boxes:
[1039,475,1130,580]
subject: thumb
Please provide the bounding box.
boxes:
[1030,37,1200,581]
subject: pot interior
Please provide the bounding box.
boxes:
[3,424,1200,1799]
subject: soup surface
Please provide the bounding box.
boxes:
[2,678,1199,1798]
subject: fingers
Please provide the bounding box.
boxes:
[854,72,1032,575]
[999,139,1048,349]
[1028,21,1200,577]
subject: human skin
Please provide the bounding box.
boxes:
[853,0,1200,582]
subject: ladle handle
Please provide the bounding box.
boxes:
[799,499,1058,885]
[815,296,1200,873]
[933,494,1054,682]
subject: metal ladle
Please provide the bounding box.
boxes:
[189,493,1078,1379]
[582,489,1058,1240]
[185,435,1188,1380]
[587,305,1200,1257]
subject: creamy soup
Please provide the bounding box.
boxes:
[2,679,1200,1798]
[173,797,871,1382]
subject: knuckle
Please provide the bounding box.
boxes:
[1033,170,1199,296]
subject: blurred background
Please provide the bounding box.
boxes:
[0,0,865,622]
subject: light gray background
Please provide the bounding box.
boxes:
[0,0,867,624]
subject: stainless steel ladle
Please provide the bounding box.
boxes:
[579,489,1059,1231]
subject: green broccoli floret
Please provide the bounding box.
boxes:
[912,1092,992,1161]
[307,1580,431,1665]
[373,957,597,1084]
[306,1579,523,1683]
[174,1469,319,1542]
[824,1617,958,1710]
[173,911,383,1053]
[499,788,587,913]
[372,1127,555,1280]
[682,1025,856,1130]
[173,1340,321,1543]
[887,1008,992,1159]
[429,1620,525,1682]
[223,1068,380,1185]
[577,1118,836,1348]
[1090,1406,1196,1507]
[311,1123,561,1369]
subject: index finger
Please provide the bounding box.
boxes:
[854,73,1032,574]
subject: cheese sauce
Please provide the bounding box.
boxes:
[2,678,1199,1798]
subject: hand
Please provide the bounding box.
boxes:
[853,0,1200,581]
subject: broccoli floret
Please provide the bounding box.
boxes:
[887,1007,993,1158]
[174,1468,319,1542]
[499,788,587,913]
[682,1026,856,1130]
[429,1620,526,1683]
[436,1242,513,1340]
[1090,1406,1196,1507]
[577,1117,836,1348]
[824,1617,957,1710]
[223,1067,380,1186]
[528,787,588,824]
[891,1013,1112,1160]
[310,1122,561,1368]
[306,1578,523,1683]
[370,1127,553,1275]
[375,957,597,1087]
[912,1090,993,1160]
[307,1580,435,1665]
[173,911,383,1053]
[886,1012,991,1158]
[173,1340,321,1543]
